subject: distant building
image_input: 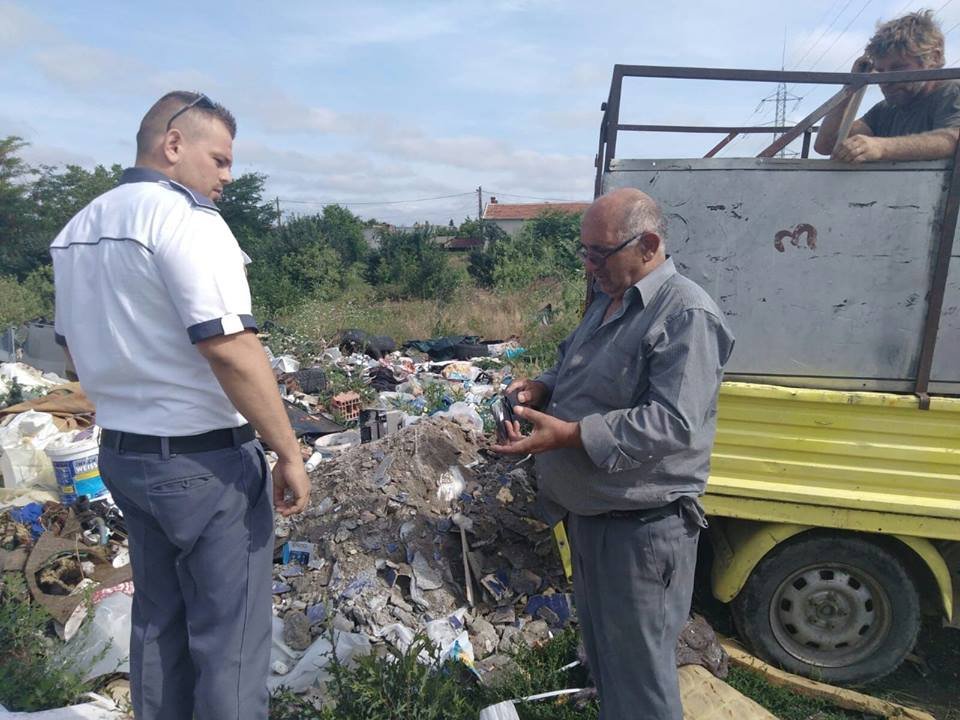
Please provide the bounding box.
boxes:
[482,197,591,237]
[362,224,394,250]
[443,237,485,251]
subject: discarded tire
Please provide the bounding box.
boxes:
[730,533,920,685]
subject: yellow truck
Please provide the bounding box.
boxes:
[594,64,960,683]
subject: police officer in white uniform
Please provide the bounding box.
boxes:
[51,92,310,720]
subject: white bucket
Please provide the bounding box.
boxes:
[45,429,107,505]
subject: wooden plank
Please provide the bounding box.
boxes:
[720,638,936,720]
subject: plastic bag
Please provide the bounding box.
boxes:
[268,616,370,693]
[61,592,132,680]
[0,410,62,489]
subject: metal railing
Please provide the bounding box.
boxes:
[594,65,960,404]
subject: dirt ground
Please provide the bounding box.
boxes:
[860,617,960,720]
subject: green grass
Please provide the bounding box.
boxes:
[725,666,861,720]
[267,627,888,720]
[0,576,99,712]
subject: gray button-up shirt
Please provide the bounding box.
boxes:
[534,257,735,519]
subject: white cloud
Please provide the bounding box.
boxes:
[0,2,49,50]
[33,44,133,89]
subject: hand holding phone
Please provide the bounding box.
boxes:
[492,390,520,443]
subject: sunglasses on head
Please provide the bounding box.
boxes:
[166,93,214,131]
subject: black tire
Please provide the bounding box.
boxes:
[730,533,920,685]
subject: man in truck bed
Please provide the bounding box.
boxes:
[816,10,960,162]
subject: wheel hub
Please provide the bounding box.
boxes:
[769,563,891,668]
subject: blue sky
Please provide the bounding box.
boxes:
[2,0,957,225]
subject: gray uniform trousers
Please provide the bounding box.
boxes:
[99,438,274,720]
[568,500,702,720]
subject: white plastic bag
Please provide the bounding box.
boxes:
[61,592,132,680]
[0,410,62,489]
[268,616,371,693]
[434,402,483,433]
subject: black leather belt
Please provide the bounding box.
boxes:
[598,499,681,522]
[101,424,255,454]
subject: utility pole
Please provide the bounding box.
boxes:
[477,186,484,240]
[761,31,801,157]
[275,197,282,229]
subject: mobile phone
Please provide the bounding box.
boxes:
[492,391,519,443]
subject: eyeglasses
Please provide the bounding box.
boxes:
[166,93,214,131]
[577,233,645,264]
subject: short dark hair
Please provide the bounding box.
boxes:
[136,91,237,157]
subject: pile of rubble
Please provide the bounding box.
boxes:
[272,415,570,677]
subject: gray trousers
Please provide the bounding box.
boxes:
[568,501,701,720]
[99,439,274,720]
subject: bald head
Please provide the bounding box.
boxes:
[135,91,236,164]
[580,188,667,298]
[584,188,666,248]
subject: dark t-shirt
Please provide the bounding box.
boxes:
[862,80,960,137]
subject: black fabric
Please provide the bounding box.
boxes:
[368,366,401,392]
[862,80,960,137]
[102,424,255,454]
[403,335,481,361]
[453,342,490,360]
[294,367,327,394]
[339,329,397,360]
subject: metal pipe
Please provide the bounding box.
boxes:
[913,134,960,408]
[612,63,960,84]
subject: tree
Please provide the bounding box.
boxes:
[317,205,367,267]
[467,210,583,290]
[0,137,37,277]
[218,172,276,245]
[372,228,463,301]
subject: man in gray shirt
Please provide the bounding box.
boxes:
[816,10,960,162]
[494,188,734,720]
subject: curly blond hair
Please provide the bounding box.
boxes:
[866,10,945,67]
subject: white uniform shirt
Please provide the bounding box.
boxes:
[52,167,255,436]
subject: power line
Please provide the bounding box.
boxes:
[808,0,875,70]
[279,191,476,207]
[791,0,857,69]
[483,190,588,202]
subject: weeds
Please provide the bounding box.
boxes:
[0,575,96,711]
[725,666,857,720]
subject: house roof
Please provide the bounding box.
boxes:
[445,236,484,250]
[482,201,591,221]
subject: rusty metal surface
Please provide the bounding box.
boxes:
[916,138,960,403]
[602,157,959,392]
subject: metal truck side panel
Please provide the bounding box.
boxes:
[603,158,959,392]
[706,383,960,534]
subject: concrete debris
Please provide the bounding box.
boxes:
[272,416,569,666]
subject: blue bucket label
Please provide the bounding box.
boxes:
[53,452,108,505]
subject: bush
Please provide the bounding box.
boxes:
[371,228,465,302]
[321,634,478,720]
[468,211,583,291]
[0,271,52,328]
[0,576,96,711]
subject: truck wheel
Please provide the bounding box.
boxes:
[730,534,920,685]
